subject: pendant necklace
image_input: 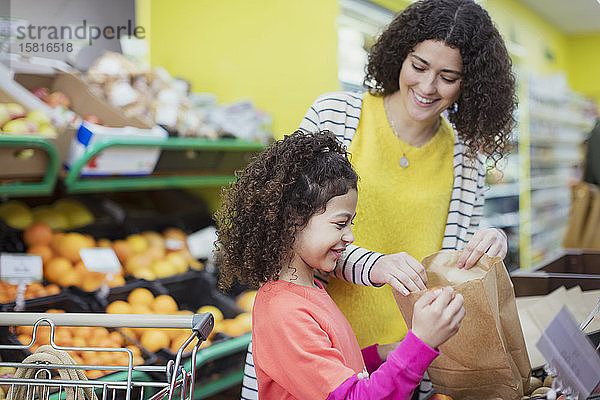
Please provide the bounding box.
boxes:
[383,96,440,169]
[383,96,410,168]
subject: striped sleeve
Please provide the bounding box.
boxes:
[333,244,385,287]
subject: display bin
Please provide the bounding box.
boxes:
[538,249,600,274]
[512,270,600,397]
[0,287,91,313]
[155,270,250,398]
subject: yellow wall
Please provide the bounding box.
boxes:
[566,33,600,106]
[143,0,339,140]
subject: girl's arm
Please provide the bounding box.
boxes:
[328,331,438,400]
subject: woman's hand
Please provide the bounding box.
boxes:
[411,287,465,349]
[456,228,508,270]
[370,252,427,295]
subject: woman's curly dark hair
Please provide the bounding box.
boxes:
[215,131,358,291]
[364,0,517,160]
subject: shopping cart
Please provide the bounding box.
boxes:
[0,311,214,400]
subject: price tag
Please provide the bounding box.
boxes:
[536,306,600,398]
[187,226,217,259]
[79,248,122,274]
[0,253,43,284]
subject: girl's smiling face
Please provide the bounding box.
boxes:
[290,189,357,276]
[398,39,463,124]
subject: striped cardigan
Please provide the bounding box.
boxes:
[240,91,487,400]
[298,91,487,286]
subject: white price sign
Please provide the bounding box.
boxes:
[187,226,217,259]
[0,253,43,284]
[79,248,122,274]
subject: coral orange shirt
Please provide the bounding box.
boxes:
[252,280,366,399]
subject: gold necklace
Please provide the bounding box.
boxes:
[383,96,440,169]
[383,96,410,168]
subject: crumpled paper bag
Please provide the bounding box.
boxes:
[393,250,531,400]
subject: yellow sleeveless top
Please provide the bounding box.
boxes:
[327,93,455,348]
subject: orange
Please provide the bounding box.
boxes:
[106,300,132,314]
[196,305,224,323]
[44,283,61,295]
[57,232,90,262]
[142,231,165,249]
[169,333,199,354]
[152,295,178,314]
[132,268,156,281]
[145,246,166,261]
[124,253,152,275]
[27,244,53,265]
[126,234,148,254]
[151,259,177,278]
[96,238,112,248]
[130,304,153,314]
[112,240,133,264]
[56,268,81,288]
[162,227,187,242]
[50,232,65,253]
[165,252,188,274]
[23,222,53,246]
[108,274,125,287]
[236,290,258,312]
[44,257,72,283]
[139,330,170,352]
[127,288,155,305]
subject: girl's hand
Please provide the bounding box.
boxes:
[457,228,508,270]
[411,287,465,349]
[370,252,427,295]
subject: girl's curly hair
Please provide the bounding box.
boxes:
[364,0,517,160]
[215,131,358,291]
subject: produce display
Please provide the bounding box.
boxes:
[0,103,58,137]
[0,199,94,231]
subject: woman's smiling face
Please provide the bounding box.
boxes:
[398,39,463,123]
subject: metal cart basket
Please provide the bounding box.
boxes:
[0,312,214,400]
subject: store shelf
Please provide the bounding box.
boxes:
[63,137,265,194]
[485,182,520,199]
[0,135,60,197]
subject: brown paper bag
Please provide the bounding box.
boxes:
[581,185,600,249]
[394,250,531,400]
[564,183,592,248]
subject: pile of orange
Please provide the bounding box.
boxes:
[106,288,211,354]
[23,222,125,291]
[13,308,145,379]
[0,281,60,303]
[21,222,205,292]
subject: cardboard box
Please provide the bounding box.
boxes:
[13,71,166,176]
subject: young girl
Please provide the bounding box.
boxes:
[216,131,465,399]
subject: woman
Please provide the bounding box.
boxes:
[241,0,515,398]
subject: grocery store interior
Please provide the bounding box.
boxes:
[1,0,600,399]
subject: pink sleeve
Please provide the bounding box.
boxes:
[360,344,383,374]
[327,331,439,400]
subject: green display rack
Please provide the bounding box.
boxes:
[0,136,59,197]
[64,137,265,194]
[189,333,252,399]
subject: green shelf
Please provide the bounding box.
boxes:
[0,135,60,197]
[64,137,265,194]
